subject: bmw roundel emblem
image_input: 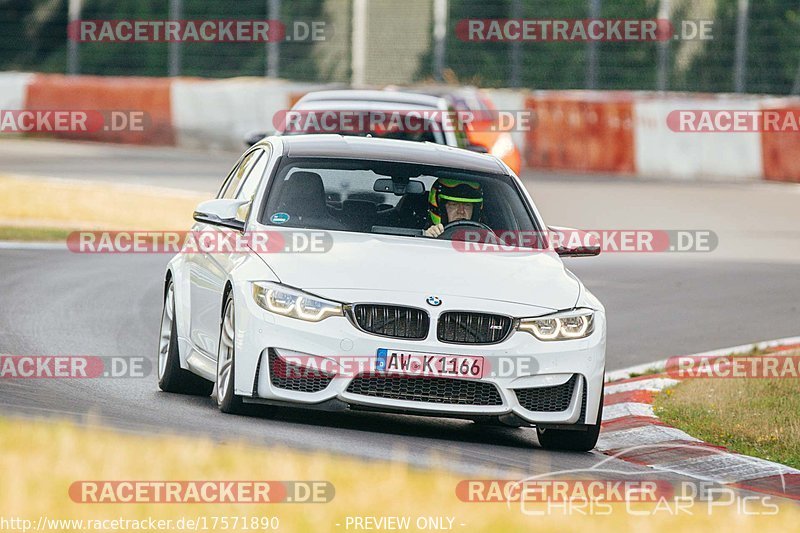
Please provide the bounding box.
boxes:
[426,296,442,307]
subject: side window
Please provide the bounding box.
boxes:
[235,146,272,201]
[221,150,261,199]
[449,105,469,148]
[216,159,242,199]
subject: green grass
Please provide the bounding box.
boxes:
[0,173,206,231]
[0,226,74,242]
[654,355,800,469]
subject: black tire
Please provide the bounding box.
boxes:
[217,293,246,414]
[158,283,214,396]
[537,381,604,452]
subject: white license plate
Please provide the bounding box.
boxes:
[375,349,485,379]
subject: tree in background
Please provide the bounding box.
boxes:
[2,0,800,94]
[421,0,800,94]
[0,0,325,80]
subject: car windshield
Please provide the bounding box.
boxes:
[259,157,540,239]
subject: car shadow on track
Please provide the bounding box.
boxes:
[158,391,541,450]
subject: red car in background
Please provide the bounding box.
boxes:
[259,85,523,176]
[401,86,523,175]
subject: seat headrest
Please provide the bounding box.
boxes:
[279,171,328,217]
[396,192,428,215]
[395,191,429,227]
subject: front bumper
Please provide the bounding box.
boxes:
[232,285,606,426]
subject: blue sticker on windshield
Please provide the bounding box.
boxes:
[270,212,290,224]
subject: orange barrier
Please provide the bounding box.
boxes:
[287,91,306,108]
[523,93,635,174]
[24,74,174,145]
[13,75,799,184]
[760,105,800,183]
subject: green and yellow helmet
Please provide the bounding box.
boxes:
[428,178,484,226]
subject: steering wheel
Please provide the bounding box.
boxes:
[440,219,494,240]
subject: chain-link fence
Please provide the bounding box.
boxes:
[2,0,800,94]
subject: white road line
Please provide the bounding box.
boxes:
[0,241,67,250]
[602,402,655,422]
[605,360,668,382]
[596,425,700,452]
[605,377,678,395]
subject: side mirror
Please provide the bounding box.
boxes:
[193,199,250,232]
[549,226,601,257]
[244,131,268,147]
[466,143,490,154]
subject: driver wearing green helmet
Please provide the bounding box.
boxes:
[423,178,484,238]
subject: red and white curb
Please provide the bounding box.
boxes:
[598,337,800,501]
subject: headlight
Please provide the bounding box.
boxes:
[252,282,343,322]
[517,308,595,341]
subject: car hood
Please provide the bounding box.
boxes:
[255,232,580,311]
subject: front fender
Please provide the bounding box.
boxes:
[166,253,194,369]
[228,253,281,396]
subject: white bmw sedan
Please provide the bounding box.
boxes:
[158,134,606,451]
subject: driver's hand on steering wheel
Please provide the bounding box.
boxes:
[424,224,444,238]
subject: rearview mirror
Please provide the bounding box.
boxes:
[193,199,250,232]
[373,178,425,195]
[549,226,601,257]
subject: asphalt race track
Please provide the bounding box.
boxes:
[0,138,798,478]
